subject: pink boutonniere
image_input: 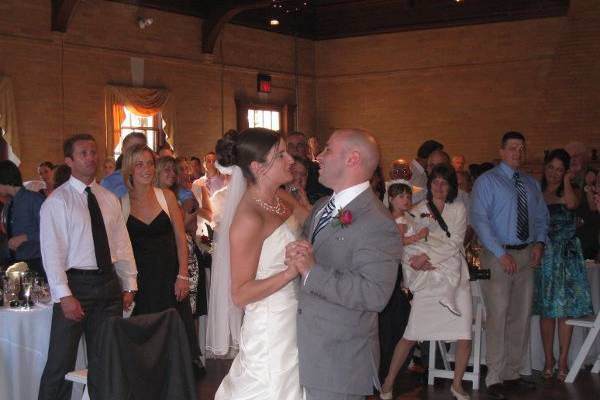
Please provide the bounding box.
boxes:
[332,208,353,228]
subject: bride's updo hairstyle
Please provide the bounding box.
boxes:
[216,128,282,184]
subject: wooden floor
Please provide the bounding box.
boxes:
[197,360,600,400]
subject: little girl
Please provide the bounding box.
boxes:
[388,183,428,247]
[388,183,462,316]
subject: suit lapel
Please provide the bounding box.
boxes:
[312,188,374,253]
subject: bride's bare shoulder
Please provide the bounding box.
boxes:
[230,196,265,239]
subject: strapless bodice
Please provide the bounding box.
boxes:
[255,215,302,280]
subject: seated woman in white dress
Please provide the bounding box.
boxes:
[213,128,310,400]
[380,164,473,400]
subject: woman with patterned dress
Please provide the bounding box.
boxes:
[533,149,593,380]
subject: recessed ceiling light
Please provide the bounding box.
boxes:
[269,19,280,26]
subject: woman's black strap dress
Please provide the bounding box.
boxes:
[127,210,201,361]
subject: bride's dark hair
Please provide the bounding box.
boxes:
[216,128,282,184]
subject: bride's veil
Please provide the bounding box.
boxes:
[206,162,246,357]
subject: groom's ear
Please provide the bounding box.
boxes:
[346,150,361,168]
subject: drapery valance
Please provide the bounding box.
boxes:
[0,76,21,165]
[104,85,176,154]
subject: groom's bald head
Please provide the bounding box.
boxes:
[317,128,380,192]
[336,128,380,178]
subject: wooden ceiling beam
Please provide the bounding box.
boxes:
[202,0,271,54]
[51,0,82,32]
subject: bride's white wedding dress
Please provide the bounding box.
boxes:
[215,216,303,400]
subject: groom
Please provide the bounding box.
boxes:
[286,128,402,400]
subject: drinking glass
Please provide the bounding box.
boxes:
[22,276,33,309]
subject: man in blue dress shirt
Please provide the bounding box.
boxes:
[470,131,549,399]
[100,132,147,198]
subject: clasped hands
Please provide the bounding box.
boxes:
[285,240,315,279]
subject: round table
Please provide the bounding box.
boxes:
[0,303,86,400]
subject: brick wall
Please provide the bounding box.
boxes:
[0,0,315,179]
[1,0,599,179]
[315,0,600,171]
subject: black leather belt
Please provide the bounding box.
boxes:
[503,243,530,250]
[67,266,113,276]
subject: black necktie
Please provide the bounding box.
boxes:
[513,172,529,242]
[85,187,112,270]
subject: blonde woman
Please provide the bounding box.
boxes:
[121,145,202,368]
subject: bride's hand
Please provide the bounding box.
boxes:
[283,261,300,281]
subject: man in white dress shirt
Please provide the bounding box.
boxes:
[38,134,137,400]
[410,139,444,189]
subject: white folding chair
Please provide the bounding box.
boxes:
[427,281,486,390]
[65,369,90,400]
[564,311,600,383]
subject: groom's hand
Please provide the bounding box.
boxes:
[285,240,315,275]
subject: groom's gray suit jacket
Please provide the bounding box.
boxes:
[297,188,402,396]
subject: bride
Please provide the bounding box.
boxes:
[214,128,310,400]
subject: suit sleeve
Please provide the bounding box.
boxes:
[303,218,402,312]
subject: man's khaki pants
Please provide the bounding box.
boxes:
[480,246,534,387]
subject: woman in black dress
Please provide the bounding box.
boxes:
[121,145,202,367]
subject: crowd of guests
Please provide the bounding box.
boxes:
[1,129,600,400]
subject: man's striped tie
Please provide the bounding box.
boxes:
[513,171,529,242]
[311,198,336,243]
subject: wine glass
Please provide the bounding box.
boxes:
[22,275,33,309]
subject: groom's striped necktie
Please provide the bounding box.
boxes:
[311,197,336,244]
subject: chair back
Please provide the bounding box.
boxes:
[88,309,196,400]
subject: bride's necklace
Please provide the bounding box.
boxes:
[254,195,287,216]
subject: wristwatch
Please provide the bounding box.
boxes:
[123,290,137,294]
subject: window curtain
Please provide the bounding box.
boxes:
[105,85,176,154]
[0,76,21,165]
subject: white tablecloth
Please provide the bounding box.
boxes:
[525,261,600,373]
[0,303,86,400]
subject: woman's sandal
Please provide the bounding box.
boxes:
[542,368,554,379]
[557,370,568,382]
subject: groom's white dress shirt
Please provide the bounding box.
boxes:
[328,181,371,213]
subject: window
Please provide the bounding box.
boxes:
[247,109,280,131]
[113,107,165,159]
[236,100,295,134]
